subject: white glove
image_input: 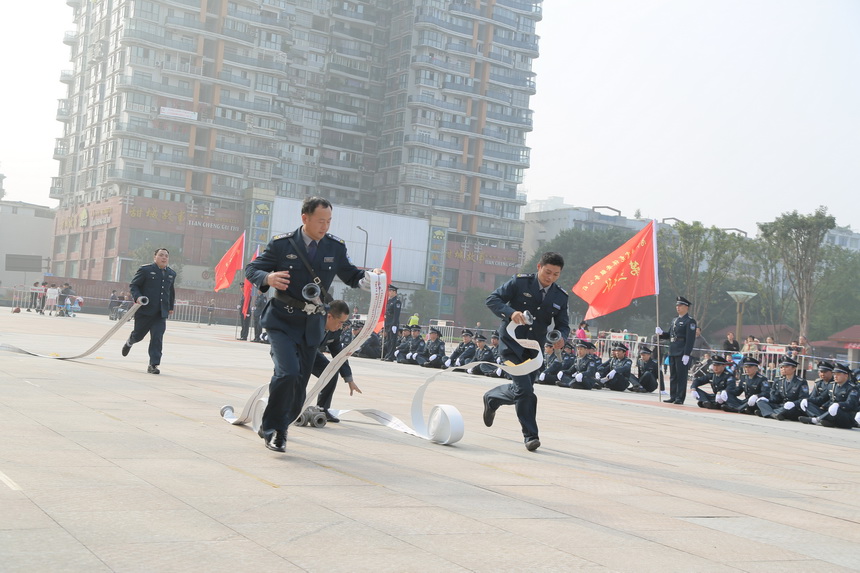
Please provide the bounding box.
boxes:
[829,403,840,416]
[394,350,399,357]
[756,397,769,403]
[717,390,728,404]
[784,401,795,411]
[800,398,808,411]
[681,355,690,365]
[538,372,546,381]
[391,326,397,334]
[607,370,616,379]
[655,327,663,335]
[495,367,503,377]
[855,411,860,426]
[444,359,451,368]
[691,390,701,400]
[455,359,461,366]
[748,395,758,407]
[358,270,373,290]
[406,353,412,360]
[429,354,437,361]
[557,371,564,381]
[575,373,583,382]
[496,357,502,364]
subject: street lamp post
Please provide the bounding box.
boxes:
[727,291,757,342]
[356,225,368,268]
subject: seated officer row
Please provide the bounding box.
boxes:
[689,354,860,428]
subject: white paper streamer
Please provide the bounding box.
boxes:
[0,301,147,360]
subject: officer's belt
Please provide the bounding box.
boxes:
[272,290,324,315]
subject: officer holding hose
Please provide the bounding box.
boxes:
[122,247,175,374]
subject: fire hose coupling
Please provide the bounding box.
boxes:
[137,296,149,306]
[301,283,327,315]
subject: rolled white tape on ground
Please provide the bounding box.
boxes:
[0,301,147,360]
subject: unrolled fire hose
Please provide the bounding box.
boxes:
[220,274,543,445]
[0,297,148,360]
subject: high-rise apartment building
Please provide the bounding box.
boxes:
[51,0,541,320]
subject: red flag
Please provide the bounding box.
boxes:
[374,239,393,334]
[242,246,259,317]
[573,220,659,320]
[214,232,245,292]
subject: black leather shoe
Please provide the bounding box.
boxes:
[121,342,132,357]
[673,400,684,405]
[260,429,286,452]
[482,394,495,427]
[525,438,541,452]
[798,416,812,424]
[663,398,676,403]
[324,409,340,423]
[820,418,836,428]
[147,365,160,374]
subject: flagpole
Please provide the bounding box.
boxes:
[652,220,662,402]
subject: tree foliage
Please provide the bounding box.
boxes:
[408,288,441,322]
[657,222,745,331]
[757,206,836,337]
[459,287,498,328]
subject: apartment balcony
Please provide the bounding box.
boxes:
[227,7,287,30]
[476,223,524,240]
[485,88,512,103]
[116,75,194,100]
[415,14,474,39]
[407,94,467,114]
[217,71,252,87]
[480,127,507,142]
[445,42,478,56]
[321,135,364,153]
[478,166,505,180]
[442,80,479,95]
[432,198,471,214]
[113,122,190,144]
[331,23,373,42]
[449,2,485,20]
[489,72,536,94]
[220,26,257,46]
[160,61,205,79]
[53,139,69,159]
[495,0,543,20]
[222,52,288,74]
[63,31,78,45]
[438,120,474,135]
[482,147,529,166]
[215,140,280,159]
[321,118,367,134]
[435,159,472,174]
[164,16,206,34]
[412,55,470,74]
[486,111,533,128]
[49,177,64,199]
[219,96,279,116]
[56,101,72,121]
[488,51,515,67]
[318,174,360,191]
[328,62,370,79]
[491,12,518,29]
[325,80,370,98]
[208,160,245,175]
[60,70,75,83]
[319,156,362,170]
[152,152,196,168]
[120,27,196,53]
[479,186,526,204]
[107,169,186,191]
[404,134,463,153]
[331,5,377,24]
[492,35,539,55]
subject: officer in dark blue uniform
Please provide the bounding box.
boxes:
[630,346,659,393]
[482,252,570,452]
[245,197,381,452]
[723,355,770,413]
[690,354,736,409]
[313,300,362,423]
[800,362,860,427]
[382,285,402,361]
[122,247,176,374]
[657,296,697,404]
[417,327,446,368]
[598,343,634,392]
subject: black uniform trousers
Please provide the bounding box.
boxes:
[484,371,539,441]
[263,328,318,432]
[668,355,689,403]
[129,313,167,366]
[313,352,339,410]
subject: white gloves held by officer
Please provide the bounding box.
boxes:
[575,372,583,382]
[429,354,437,361]
[655,327,663,335]
[681,355,690,365]
[607,370,616,379]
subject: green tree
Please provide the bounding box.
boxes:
[758,207,837,337]
[807,245,860,342]
[342,285,371,316]
[408,288,440,322]
[128,243,185,285]
[737,237,794,335]
[459,287,498,328]
[658,222,745,331]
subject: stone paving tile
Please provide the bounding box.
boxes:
[0,528,112,573]
[90,540,299,572]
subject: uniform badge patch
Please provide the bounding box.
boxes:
[553,303,561,309]
[323,256,334,262]
[286,254,298,259]
[524,292,533,297]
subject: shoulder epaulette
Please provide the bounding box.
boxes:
[326,233,345,244]
[272,231,294,241]
[551,283,569,297]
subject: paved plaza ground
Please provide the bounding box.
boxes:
[1,311,859,572]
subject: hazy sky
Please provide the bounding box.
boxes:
[1,1,857,237]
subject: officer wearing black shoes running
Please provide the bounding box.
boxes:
[482,252,570,452]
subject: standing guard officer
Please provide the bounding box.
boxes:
[382,285,402,361]
[482,252,570,452]
[417,326,446,368]
[122,247,176,374]
[656,296,697,404]
[245,197,381,452]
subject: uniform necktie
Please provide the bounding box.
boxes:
[537,287,545,304]
[307,240,317,261]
